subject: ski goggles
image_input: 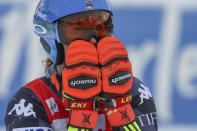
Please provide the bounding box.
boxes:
[57,10,113,45]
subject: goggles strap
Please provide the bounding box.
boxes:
[51,73,63,98]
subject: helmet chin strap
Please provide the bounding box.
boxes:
[46,64,57,78]
[56,63,65,75]
[45,60,65,78]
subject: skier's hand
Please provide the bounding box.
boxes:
[97,37,140,130]
[60,40,101,130]
[105,104,141,131]
[52,72,98,131]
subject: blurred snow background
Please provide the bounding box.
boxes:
[0,0,197,130]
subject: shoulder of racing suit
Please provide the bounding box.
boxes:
[4,83,52,131]
[130,77,158,131]
[4,77,67,131]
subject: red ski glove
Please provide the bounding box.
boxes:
[61,40,101,130]
[97,37,141,131]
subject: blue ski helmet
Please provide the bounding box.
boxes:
[33,0,113,64]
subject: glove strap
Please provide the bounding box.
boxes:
[103,94,132,108]
[112,121,141,131]
[62,93,132,111]
[51,73,63,98]
[67,125,93,131]
[62,93,96,110]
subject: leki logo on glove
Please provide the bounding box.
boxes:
[82,113,91,126]
[109,71,132,85]
[68,75,97,90]
[119,108,131,122]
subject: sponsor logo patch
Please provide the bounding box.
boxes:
[35,0,47,20]
[85,0,93,10]
[109,71,132,85]
[137,112,157,127]
[8,99,36,117]
[82,113,91,126]
[68,75,97,90]
[13,127,52,131]
[45,97,59,116]
[138,84,152,105]
[118,108,131,122]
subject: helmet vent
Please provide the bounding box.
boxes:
[40,37,51,54]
